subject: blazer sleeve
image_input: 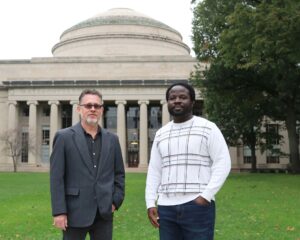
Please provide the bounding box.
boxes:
[112,135,125,210]
[50,131,67,216]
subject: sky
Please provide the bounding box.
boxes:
[0,0,194,60]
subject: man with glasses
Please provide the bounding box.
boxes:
[50,89,125,240]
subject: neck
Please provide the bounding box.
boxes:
[81,122,99,138]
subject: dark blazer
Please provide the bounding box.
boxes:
[50,122,125,227]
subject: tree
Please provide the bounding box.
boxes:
[0,128,34,172]
[192,63,274,172]
[218,1,300,172]
[191,0,300,172]
[191,0,256,61]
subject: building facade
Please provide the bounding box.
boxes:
[0,8,291,172]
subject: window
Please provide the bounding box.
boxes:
[62,104,72,128]
[243,146,252,164]
[21,131,28,163]
[42,106,50,117]
[104,106,117,130]
[193,100,203,116]
[42,129,50,145]
[22,106,29,117]
[127,106,139,129]
[266,124,280,164]
[266,155,280,164]
[266,124,279,145]
[41,126,50,163]
[148,105,162,163]
[148,106,162,129]
[126,105,139,167]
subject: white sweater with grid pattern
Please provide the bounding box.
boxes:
[145,116,231,208]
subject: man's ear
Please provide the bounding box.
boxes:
[76,105,81,114]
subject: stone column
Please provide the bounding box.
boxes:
[48,101,60,153]
[27,101,38,165]
[161,100,170,125]
[138,100,149,168]
[7,101,18,168]
[115,100,127,165]
[7,101,18,130]
[70,100,79,125]
[100,100,104,127]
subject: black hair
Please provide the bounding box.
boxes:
[79,89,102,103]
[165,82,196,101]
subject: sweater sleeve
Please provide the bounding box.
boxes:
[145,132,162,209]
[200,123,231,202]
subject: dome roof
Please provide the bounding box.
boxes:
[64,8,178,36]
[52,8,190,57]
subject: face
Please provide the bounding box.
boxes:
[167,85,194,122]
[77,94,103,126]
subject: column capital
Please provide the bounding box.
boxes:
[160,99,167,105]
[7,100,17,106]
[48,100,60,105]
[138,100,149,105]
[115,100,127,105]
[27,100,38,106]
[70,100,79,105]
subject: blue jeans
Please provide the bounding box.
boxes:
[158,200,215,240]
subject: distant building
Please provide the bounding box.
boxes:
[0,8,291,172]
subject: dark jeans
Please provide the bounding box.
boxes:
[158,200,215,240]
[63,211,113,240]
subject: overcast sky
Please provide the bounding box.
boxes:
[0,0,194,60]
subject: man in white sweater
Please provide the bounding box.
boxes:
[145,83,231,240]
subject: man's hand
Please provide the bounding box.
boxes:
[53,214,68,231]
[194,196,210,206]
[147,207,159,228]
[112,204,116,212]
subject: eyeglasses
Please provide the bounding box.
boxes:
[80,103,103,110]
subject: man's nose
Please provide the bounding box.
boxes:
[174,97,182,102]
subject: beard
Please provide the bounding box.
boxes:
[86,116,99,126]
[168,105,193,117]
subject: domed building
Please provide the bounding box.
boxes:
[52,8,191,57]
[0,8,203,171]
[0,8,289,172]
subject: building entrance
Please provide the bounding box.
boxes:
[126,106,139,167]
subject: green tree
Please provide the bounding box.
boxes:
[191,0,300,172]
[218,0,300,172]
[192,63,271,172]
[191,0,254,61]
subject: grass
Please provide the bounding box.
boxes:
[0,172,299,240]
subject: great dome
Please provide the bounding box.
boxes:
[52,8,191,57]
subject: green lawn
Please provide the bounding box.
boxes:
[0,172,299,240]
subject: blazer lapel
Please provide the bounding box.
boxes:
[72,123,94,175]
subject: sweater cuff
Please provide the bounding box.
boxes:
[146,199,156,209]
[200,191,214,202]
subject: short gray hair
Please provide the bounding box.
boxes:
[78,89,102,103]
